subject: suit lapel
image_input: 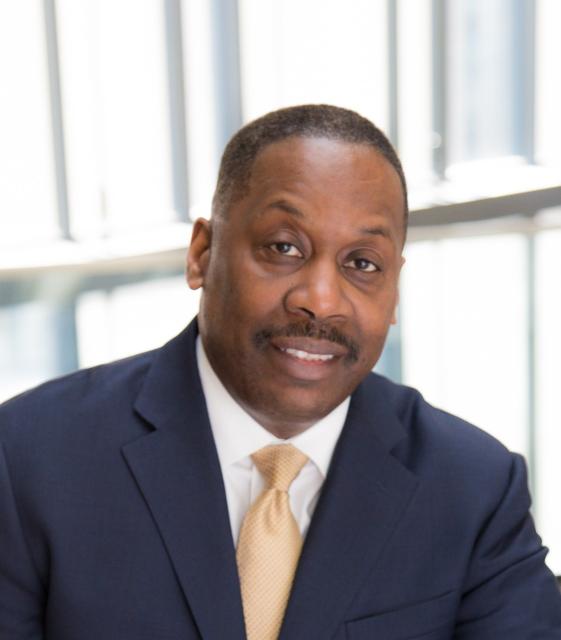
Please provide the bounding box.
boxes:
[122,321,246,640]
[280,378,419,640]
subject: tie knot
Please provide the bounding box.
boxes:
[251,444,308,492]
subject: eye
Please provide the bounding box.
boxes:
[344,257,379,273]
[270,242,303,258]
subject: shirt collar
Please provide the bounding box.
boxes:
[196,336,349,478]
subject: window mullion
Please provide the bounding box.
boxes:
[43,0,71,240]
[164,0,190,222]
[431,0,447,179]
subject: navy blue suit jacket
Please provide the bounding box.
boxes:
[1,319,560,639]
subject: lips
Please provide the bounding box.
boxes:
[270,336,348,359]
[265,336,349,381]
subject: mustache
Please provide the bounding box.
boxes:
[253,321,360,363]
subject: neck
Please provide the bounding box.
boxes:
[247,412,315,440]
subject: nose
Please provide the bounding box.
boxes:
[283,258,351,321]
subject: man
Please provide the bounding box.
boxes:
[1,105,560,639]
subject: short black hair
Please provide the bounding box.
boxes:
[211,104,408,230]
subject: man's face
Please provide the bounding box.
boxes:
[188,137,405,437]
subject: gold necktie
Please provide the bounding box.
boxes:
[236,444,309,640]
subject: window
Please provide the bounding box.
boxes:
[0,2,59,245]
[446,0,533,165]
[1,0,560,572]
[535,224,561,571]
[401,233,529,456]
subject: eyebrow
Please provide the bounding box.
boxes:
[359,225,392,240]
[262,199,394,241]
[262,199,304,218]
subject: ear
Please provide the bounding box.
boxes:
[186,218,212,290]
[391,255,406,325]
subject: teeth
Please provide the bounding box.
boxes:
[283,348,334,362]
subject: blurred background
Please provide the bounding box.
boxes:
[0,0,560,572]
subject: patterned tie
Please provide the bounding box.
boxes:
[236,444,309,640]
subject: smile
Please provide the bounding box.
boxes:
[281,347,335,362]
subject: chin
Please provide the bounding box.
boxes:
[262,389,342,425]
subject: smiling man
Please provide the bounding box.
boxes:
[1,105,561,640]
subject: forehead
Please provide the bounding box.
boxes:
[253,136,397,181]
[234,137,405,238]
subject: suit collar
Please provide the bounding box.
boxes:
[132,319,204,435]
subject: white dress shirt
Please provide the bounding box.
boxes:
[196,337,349,545]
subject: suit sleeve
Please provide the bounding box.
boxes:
[454,453,561,639]
[0,442,45,639]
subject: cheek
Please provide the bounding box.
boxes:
[226,268,289,317]
[354,286,398,325]
[203,270,280,332]
[359,326,387,355]
[204,253,244,306]
[354,297,397,347]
